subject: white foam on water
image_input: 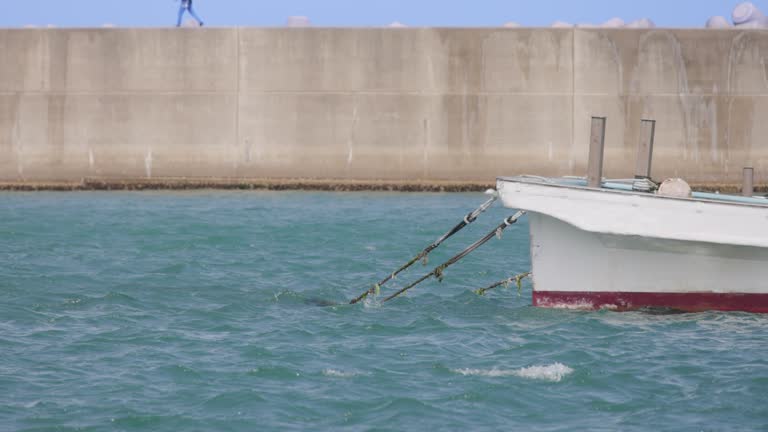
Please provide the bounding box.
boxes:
[452,368,518,377]
[538,300,596,310]
[515,363,574,382]
[362,296,382,309]
[323,369,367,378]
[452,363,574,382]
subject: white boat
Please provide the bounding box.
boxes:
[496,175,768,313]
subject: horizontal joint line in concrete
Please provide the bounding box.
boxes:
[0,91,239,96]
[574,92,768,97]
[1,90,571,96]
[3,91,766,97]
[237,91,575,96]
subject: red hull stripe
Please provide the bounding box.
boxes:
[533,291,768,313]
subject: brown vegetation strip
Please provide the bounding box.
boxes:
[0,178,495,192]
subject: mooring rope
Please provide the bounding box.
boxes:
[349,193,499,305]
[381,211,526,303]
[474,272,531,296]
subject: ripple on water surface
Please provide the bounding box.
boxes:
[1,191,767,431]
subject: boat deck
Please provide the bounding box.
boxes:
[498,175,768,207]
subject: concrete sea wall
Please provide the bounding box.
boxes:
[0,28,766,187]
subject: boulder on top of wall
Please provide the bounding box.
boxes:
[551,21,574,28]
[625,18,656,28]
[286,16,312,27]
[601,17,625,28]
[705,16,731,28]
[733,2,768,28]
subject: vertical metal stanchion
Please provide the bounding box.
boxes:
[743,167,754,197]
[635,119,656,180]
[587,117,607,189]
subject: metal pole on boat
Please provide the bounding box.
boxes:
[743,167,754,197]
[587,116,606,188]
[635,119,656,179]
[631,119,658,192]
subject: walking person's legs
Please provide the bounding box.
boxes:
[187,4,204,26]
[176,4,186,27]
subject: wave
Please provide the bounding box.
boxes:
[451,363,573,382]
[322,368,369,378]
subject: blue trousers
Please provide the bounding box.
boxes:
[177,3,204,27]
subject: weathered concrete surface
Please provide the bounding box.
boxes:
[0,28,766,186]
[573,29,768,183]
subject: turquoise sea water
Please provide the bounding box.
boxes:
[1,191,767,431]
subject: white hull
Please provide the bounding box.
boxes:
[497,177,768,312]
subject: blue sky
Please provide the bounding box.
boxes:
[0,0,764,28]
